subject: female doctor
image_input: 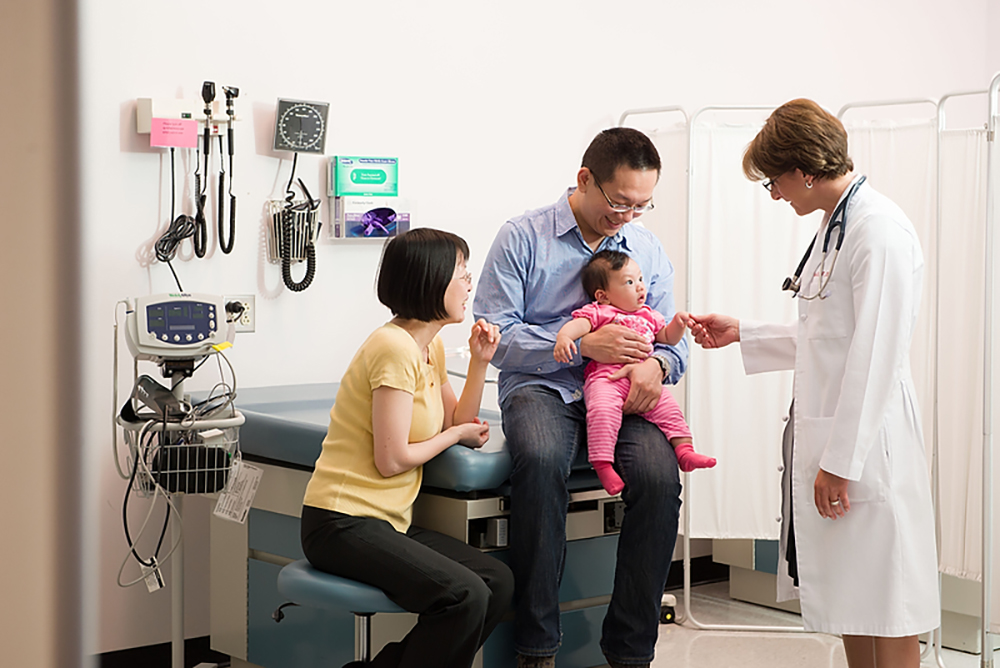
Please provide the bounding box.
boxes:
[689,99,939,668]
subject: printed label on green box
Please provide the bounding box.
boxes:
[330,156,399,196]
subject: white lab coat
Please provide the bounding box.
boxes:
[739,179,940,636]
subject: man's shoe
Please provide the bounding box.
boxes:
[516,654,555,668]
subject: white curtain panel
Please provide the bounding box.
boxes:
[936,128,988,584]
[644,124,692,414]
[686,121,820,539]
[685,118,939,541]
[845,119,939,466]
[936,128,1000,635]
[992,135,1000,634]
[681,111,999,628]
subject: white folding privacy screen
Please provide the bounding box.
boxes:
[622,80,1000,639]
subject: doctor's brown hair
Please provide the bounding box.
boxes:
[742,99,854,182]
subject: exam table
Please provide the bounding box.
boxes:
[210,383,624,668]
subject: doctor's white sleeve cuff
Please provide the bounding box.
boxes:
[818,449,864,482]
[739,320,797,375]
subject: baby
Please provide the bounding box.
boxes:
[554,250,715,495]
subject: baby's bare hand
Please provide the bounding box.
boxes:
[554,337,577,363]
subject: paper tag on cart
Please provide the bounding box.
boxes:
[142,558,164,593]
[213,461,262,524]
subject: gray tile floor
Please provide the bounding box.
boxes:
[651,582,989,668]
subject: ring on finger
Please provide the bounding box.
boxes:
[830,499,841,506]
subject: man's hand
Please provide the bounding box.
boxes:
[580,324,653,365]
[610,358,663,414]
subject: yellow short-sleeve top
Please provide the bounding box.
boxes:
[303,323,449,532]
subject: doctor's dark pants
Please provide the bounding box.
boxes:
[501,384,682,664]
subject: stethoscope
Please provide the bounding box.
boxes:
[782,175,867,300]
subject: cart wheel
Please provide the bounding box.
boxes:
[659,605,675,624]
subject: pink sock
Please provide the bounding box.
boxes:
[593,461,624,495]
[674,442,716,473]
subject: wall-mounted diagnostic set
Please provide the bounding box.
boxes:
[137,80,242,286]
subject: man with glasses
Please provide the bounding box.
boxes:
[474,128,687,668]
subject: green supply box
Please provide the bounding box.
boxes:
[329,156,399,197]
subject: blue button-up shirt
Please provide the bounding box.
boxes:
[474,188,688,406]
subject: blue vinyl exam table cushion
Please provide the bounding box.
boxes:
[235,383,513,492]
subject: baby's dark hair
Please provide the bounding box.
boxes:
[581,249,632,300]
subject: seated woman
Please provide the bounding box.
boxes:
[300,228,514,668]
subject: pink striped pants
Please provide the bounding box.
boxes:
[583,364,692,466]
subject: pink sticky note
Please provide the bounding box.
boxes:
[150,118,198,149]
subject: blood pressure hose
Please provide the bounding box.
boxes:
[281,175,319,292]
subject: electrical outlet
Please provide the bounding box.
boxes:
[224,295,255,333]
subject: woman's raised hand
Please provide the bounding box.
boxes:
[469,319,501,363]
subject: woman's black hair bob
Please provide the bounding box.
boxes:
[377,228,469,322]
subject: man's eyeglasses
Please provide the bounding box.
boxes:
[593,177,654,214]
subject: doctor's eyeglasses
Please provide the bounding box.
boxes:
[593,177,655,214]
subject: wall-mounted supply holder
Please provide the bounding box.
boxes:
[327,156,409,240]
[332,196,411,240]
[329,156,399,197]
[137,98,237,135]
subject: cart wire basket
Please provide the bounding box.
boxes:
[121,419,243,497]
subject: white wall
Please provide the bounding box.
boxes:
[78,0,1000,654]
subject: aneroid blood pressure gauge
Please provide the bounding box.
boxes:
[273,99,330,154]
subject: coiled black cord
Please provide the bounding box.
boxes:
[278,154,317,291]
[281,207,317,291]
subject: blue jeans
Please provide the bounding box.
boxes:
[501,384,682,664]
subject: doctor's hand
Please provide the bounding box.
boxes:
[468,319,501,364]
[579,324,653,365]
[610,358,663,415]
[814,468,851,519]
[688,313,740,349]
